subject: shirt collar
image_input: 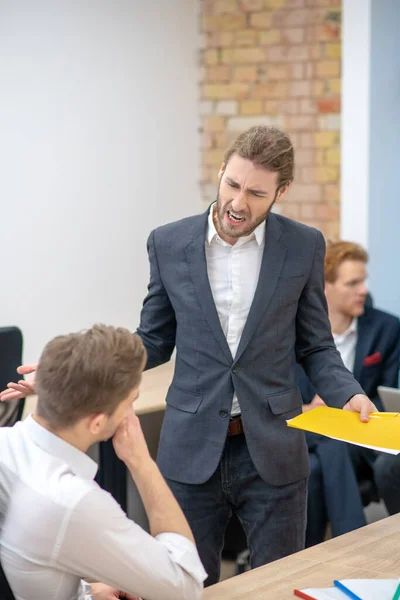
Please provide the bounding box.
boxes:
[334,318,358,340]
[206,203,266,247]
[21,415,98,480]
[348,318,358,334]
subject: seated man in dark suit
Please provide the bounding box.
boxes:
[297,241,400,546]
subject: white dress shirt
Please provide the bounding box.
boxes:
[0,416,206,600]
[205,204,266,416]
[332,318,358,373]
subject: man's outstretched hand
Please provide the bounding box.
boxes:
[0,364,37,402]
[343,394,377,422]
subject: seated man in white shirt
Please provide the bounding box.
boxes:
[0,324,206,600]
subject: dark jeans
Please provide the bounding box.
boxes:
[166,433,307,586]
[374,453,400,515]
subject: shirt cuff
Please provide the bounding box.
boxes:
[155,532,208,584]
[78,580,92,600]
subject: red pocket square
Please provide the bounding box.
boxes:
[363,352,382,366]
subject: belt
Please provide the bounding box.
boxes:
[227,416,244,436]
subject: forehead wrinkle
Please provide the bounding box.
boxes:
[225,174,269,196]
[224,156,278,192]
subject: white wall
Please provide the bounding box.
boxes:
[340,0,371,247]
[341,0,400,317]
[367,0,400,316]
[0,0,199,363]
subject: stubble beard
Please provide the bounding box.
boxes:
[214,189,276,239]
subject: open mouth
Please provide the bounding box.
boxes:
[227,209,245,224]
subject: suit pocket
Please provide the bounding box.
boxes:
[278,273,305,280]
[166,384,203,414]
[267,387,302,415]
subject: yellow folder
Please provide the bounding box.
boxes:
[287,406,400,454]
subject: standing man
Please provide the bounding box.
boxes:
[135,126,375,585]
[1,126,376,586]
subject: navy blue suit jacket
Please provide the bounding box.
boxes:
[137,210,365,486]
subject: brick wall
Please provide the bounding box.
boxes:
[199,0,341,239]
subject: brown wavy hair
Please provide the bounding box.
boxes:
[224,125,294,189]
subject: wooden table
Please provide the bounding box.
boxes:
[205,514,400,599]
[23,360,173,418]
[133,360,172,415]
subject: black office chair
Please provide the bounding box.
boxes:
[0,561,16,600]
[0,328,22,599]
[223,516,250,575]
[0,327,25,427]
[96,440,127,511]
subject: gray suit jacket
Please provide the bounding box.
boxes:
[137,210,364,486]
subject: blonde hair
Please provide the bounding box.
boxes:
[36,324,146,428]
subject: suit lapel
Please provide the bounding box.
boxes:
[353,310,373,381]
[185,211,232,363]
[235,213,287,363]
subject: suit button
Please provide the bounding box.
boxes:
[232,364,240,374]
[219,409,228,418]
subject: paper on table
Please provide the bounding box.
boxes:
[339,579,399,599]
[287,407,400,455]
[296,580,399,600]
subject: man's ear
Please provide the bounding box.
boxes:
[275,181,292,203]
[218,162,226,181]
[87,413,107,435]
[324,282,332,298]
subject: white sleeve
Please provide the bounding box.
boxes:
[154,532,208,585]
[55,487,207,600]
[77,580,91,599]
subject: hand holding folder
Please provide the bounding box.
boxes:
[287,406,400,454]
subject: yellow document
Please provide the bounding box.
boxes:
[287,407,400,454]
